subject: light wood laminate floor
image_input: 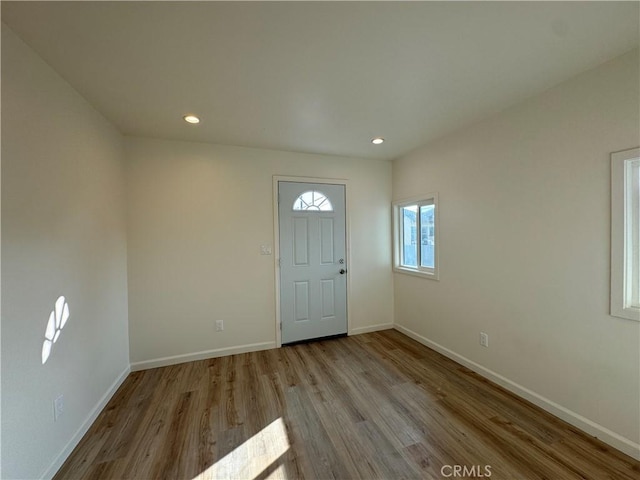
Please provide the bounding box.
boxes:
[55,330,640,479]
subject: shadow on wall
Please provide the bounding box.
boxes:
[42,296,70,364]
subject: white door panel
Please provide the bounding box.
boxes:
[279,182,347,344]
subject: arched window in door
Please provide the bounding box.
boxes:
[292,191,333,211]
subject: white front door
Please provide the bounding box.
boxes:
[278,181,347,344]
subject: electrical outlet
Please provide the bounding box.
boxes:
[215,320,224,332]
[54,395,64,421]
[480,332,489,348]
[260,244,272,255]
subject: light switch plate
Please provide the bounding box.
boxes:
[260,244,272,255]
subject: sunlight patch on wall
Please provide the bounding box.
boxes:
[196,417,290,479]
[41,296,70,364]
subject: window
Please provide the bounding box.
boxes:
[393,193,439,279]
[611,148,640,321]
[293,191,333,211]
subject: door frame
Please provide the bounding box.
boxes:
[273,175,351,347]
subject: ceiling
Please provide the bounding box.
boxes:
[2,2,639,161]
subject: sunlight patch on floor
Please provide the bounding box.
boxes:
[263,463,288,479]
[194,417,290,480]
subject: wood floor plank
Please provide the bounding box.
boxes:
[54,330,640,480]
[285,385,352,480]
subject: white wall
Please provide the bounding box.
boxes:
[1,25,130,479]
[393,49,640,458]
[125,138,393,367]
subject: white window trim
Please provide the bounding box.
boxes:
[393,193,439,280]
[611,147,640,321]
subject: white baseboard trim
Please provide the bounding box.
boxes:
[130,341,277,371]
[41,364,131,479]
[394,324,640,461]
[349,323,394,336]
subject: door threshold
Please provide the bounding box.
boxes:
[282,333,347,347]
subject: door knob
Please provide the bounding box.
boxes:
[339,269,347,274]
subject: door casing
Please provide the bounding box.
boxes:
[273,176,351,347]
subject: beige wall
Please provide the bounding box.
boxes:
[393,50,640,458]
[1,26,130,479]
[125,138,393,367]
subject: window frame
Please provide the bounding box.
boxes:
[611,147,640,321]
[392,193,439,280]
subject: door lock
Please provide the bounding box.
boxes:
[339,269,347,275]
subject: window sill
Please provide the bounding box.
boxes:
[611,305,640,322]
[393,266,439,281]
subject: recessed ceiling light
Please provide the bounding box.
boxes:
[183,114,200,124]
[371,137,384,145]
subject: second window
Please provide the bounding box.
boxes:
[393,193,439,279]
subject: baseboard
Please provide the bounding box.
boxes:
[394,324,640,461]
[349,323,394,336]
[41,364,131,479]
[130,341,277,371]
